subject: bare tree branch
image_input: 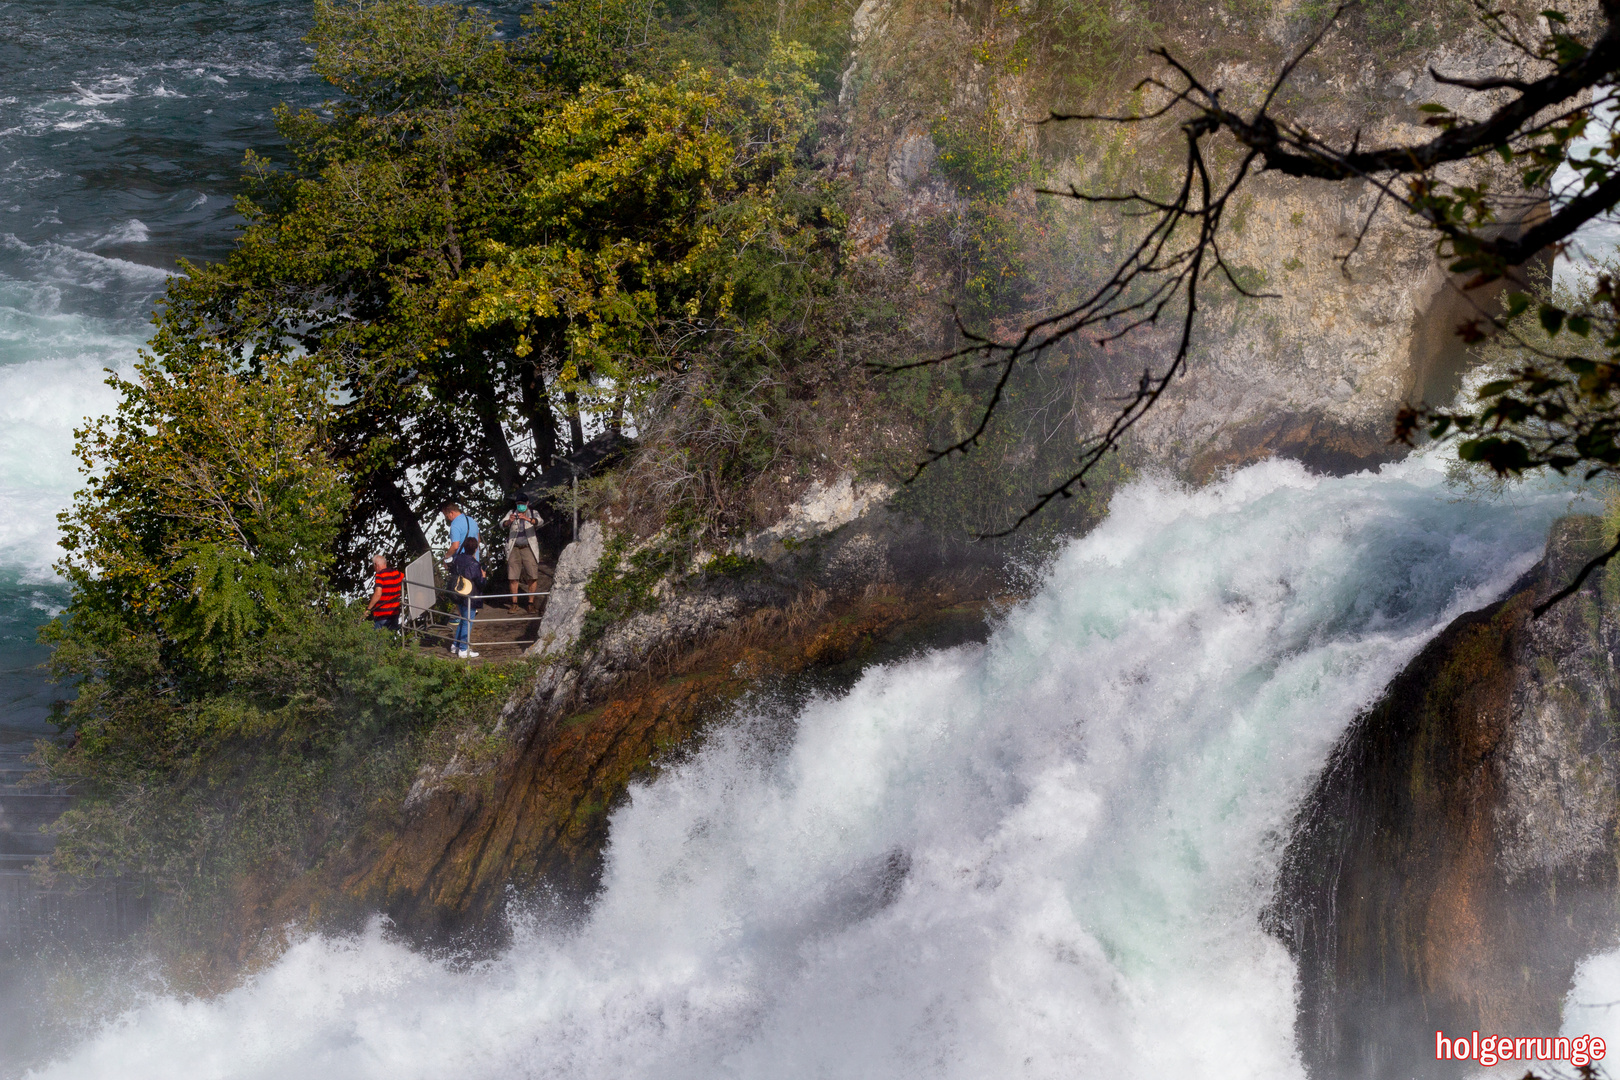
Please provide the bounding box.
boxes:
[886,0,1620,543]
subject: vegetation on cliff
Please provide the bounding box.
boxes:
[34,0,1129,947]
[35,0,843,945]
[157,0,864,576]
[52,0,1612,949]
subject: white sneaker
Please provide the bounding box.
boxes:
[463,649,480,659]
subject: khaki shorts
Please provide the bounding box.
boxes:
[508,544,541,583]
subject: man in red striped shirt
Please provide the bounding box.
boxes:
[367,554,406,630]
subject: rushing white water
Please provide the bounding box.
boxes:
[0,0,323,737]
[25,457,1575,1080]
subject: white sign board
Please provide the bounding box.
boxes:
[402,551,437,624]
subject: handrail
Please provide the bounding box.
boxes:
[418,608,540,627]
[415,583,551,625]
[425,583,551,601]
[414,627,533,650]
[397,578,554,655]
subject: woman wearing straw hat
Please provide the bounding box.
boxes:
[447,536,486,659]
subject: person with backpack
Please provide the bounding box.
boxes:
[441,500,480,561]
[501,499,545,613]
[366,553,405,630]
[447,535,485,659]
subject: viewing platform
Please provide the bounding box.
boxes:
[415,594,548,660]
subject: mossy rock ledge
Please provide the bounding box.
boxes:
[1267,514,1620,1080]
[234,500,1011,956]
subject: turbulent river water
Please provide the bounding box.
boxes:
[21,458,1593,1078]
[0,0,319,753]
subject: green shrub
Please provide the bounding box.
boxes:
[698,551,762,578]
[42,605,525,940]
[580,535,680,647]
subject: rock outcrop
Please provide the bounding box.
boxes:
[832,0,1580,480]
[1267,515,1620,1080]
[532,520,604,656]
[312,495,1008,945]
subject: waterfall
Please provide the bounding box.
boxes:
[27,457,1574,1080]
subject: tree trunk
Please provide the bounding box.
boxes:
[563,389,585,454]
[439,156,463,275]
[520,359,558,471]
[376,474,431,557]
[477,405,524,495]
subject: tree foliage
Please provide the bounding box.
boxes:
[464,43,829,430]
[35,0,860,924]
[151,0,839,583]
[53,353,346,686]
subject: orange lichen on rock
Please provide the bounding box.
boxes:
[238,583,998,951]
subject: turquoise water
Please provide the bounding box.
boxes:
[27,459,1577,1079]
[0,0,319,748]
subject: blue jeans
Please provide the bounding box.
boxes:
[454,600,474,652]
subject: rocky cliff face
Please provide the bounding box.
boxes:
[225,0,1618,1009]
[832,0,1582,479]
[1267,515,1620,1080]
[293,492,1009,945]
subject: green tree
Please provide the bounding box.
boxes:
[157,0,560,575]
[153,0,840,581]
[31,0,859,936]
[53,352,346,687]
[40,344,520,922]
[463,42,827,432]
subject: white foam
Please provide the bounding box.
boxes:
[0,353,127,578]
[0,252,147,578]
[0,233,172,291]
[68,79,133,106]
[50,112,123,133]
[91,219,150,248]
[1553,102,1620,287]
[1563,950,1620,1051]
[27,458,1574,1080]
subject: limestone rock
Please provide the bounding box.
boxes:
[834,0,1592,479]
[530,521,604,658]
[886,124,935,188]
[737,473,894,562]
[1268,516,1620,1080]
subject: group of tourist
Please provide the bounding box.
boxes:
[363,498,547,659]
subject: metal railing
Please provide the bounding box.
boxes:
[409,582,551,653]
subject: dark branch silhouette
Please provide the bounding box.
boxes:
[884,0,1620,540]
[1535,531,1620,617]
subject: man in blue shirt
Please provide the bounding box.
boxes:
[441,501,480,561]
